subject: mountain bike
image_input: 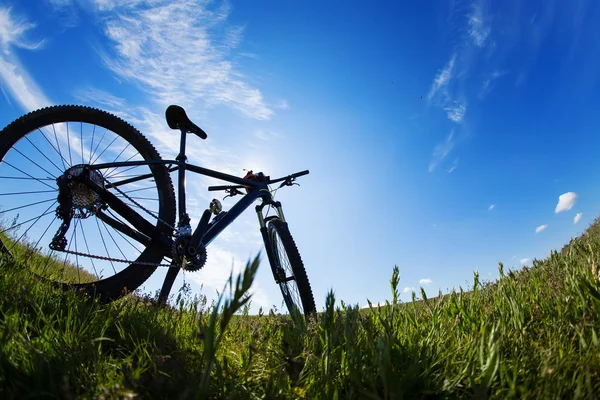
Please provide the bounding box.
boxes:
[0,105,316,317]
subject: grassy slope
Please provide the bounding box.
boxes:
[2,220,600,398]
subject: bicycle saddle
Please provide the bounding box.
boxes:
[165,105,207,139]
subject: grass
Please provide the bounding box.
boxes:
[2,220,600,398]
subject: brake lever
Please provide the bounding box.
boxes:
[278,177,300,189]
[223,187,244,200]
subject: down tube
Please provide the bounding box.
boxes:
[202,191,262,245]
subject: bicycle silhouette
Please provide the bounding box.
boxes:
[0,105,315,316]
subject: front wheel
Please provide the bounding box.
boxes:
[267,219,315,316]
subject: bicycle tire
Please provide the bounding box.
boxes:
[0,105,176,300]
[267,219,316,316]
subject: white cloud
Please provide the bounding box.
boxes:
[361,301,386,309]
[0,8,44,54]
[427,54,456,101]
[555,192,579,213]
[535,224,548,233]
[447,158,459,173]
[520,258,531,266]
[445,101,466,123]
[0,8,52,111]
[93,0,273,120]
[403,286,415,293]
[275,99,289,110]
[488,204,495,211]
[468,2,491,47]
[429,130,455,172]
[574,213,583,224]
[419,278,432,286]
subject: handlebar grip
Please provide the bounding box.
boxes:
[292,170,310,178]
[208,185,233,191]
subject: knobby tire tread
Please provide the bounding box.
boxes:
[267,219,316,315]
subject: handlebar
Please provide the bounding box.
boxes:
[208,184,245,192]
[268,169,309,184]
[207,170,309,192]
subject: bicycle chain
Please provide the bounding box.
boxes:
[55,173,178,268]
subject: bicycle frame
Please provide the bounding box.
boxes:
[81,127,288,301]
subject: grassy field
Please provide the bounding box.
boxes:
[2,219,600,398]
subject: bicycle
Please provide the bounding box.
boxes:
[0,105,316,317]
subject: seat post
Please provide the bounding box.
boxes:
[177,128,188,224]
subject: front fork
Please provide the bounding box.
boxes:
[256,200,286,283]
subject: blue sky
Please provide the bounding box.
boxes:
[1,0,599,311]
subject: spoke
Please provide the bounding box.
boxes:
[0,176,54,181]
[61,224,78,283]
[80,122,84,165]
[101,220,128,261]
[79,222,99,279]
[116,196,159,201]
[106,209,143,252]
[91,135,119,165]
[66,122,73,167]
[8,200,57,254]
[106,164,142,179]
[105,152,140,179]
[50,125,69,169]
[90,128,109,164]
[12,147,57,179]
[89,124,96,164]
[40,249,56,279]
[33,214,58,251]
[103,143,131,178]
[0,205,57,235]
[0,190,57,196]
[95,217,117,275]
[2,161,56,190]
[25,135,63,173]
[121,186,156,195]
[73,219,81,283]
[0,198,55,214]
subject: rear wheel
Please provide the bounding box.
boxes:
[0,105,176,300]
[267,219,315,316]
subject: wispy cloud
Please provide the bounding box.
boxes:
[535,224,548,233]
[47,0,74,9]
[419,278,432,286]
[403,286,416,293]
[555,192,579,213]
[428,130,455,172]
[445,101,467,123]
[480,70,507,99]
[0,8,44,54]
[92,0,274,120]
[468,1,491,47]
[275,99,289,110]
[427,54,456,101]
[447,158,459,173]
[520,258,531,266]
[488,204,495,211]
[574,212,583,224]
[0,7,52,111]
